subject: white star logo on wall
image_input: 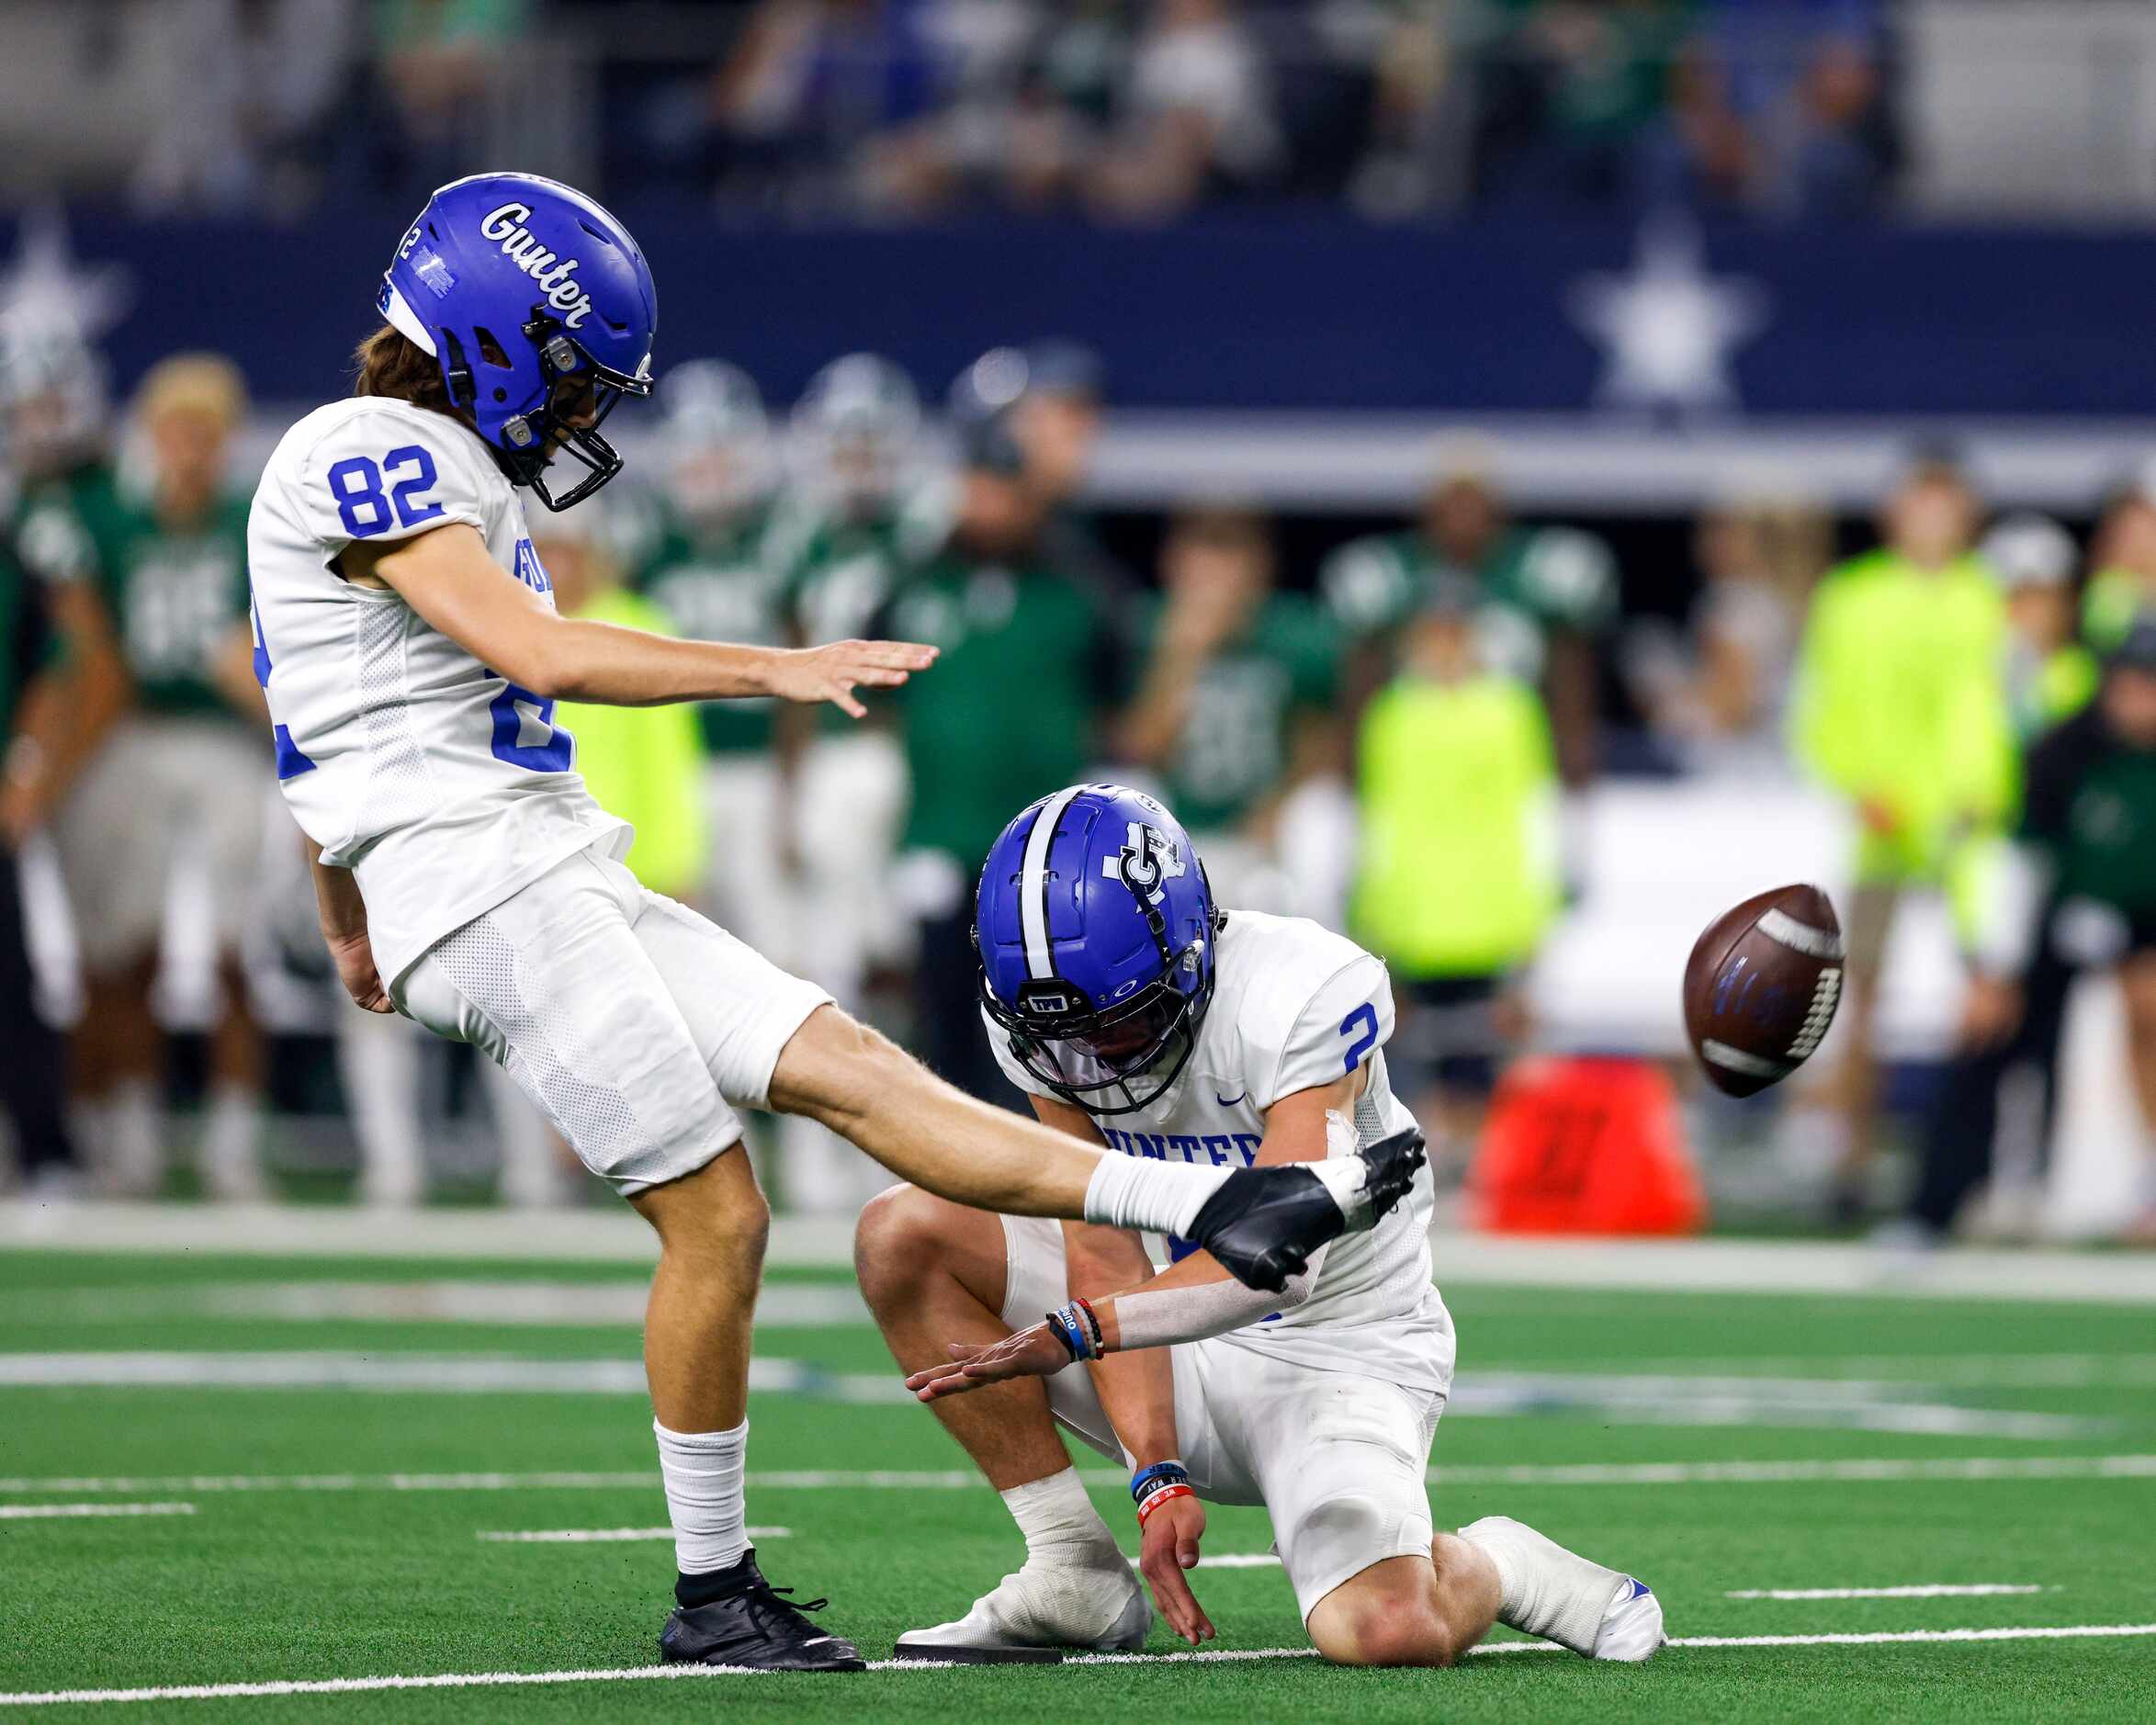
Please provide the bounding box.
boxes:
[0,205,131,344]
[1567,210,1770,416]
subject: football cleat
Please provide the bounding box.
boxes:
[893,1560,1151,1665]
[658,1554,865,1673]
[1594,1575,1667,1663]
[1191,1127,1427,1294]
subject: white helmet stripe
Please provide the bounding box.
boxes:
[1021,785,1085,981]
[380,282,438,356]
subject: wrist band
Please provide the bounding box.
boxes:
[1044,1302,1101,1363]
[1074,1296,1104,1357]
[1136,1482,1193,1528]
[1129,1460,1189,1504]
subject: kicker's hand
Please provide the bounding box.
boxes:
[326,930,394,1015]
[767,639,938,719]
[904,1321,1072,1403]
[1138,1492,1214,1647]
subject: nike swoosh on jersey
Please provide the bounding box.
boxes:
[1215,1090,1247,1107]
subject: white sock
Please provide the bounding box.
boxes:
[339,1012,426,1206]
[1001,1468,1120,1567]
[201,1084,263,1193]
[1084,1156,1230,1237]
[1459,1516,1625,1655]
[107,1081,162,1194]
[655,1418,751,1575]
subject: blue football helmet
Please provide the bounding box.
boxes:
[976,784,1220,1116]
[378,172,657,510]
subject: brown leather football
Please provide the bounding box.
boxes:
[1682,884,1846,1098]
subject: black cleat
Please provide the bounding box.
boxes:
[1190,1127,1427,1292]
[658,1554,867,1672]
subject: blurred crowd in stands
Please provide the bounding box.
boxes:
[5,300,2156,1245]
[68,0,1894,223]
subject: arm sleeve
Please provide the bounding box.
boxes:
[1259,950,1394,1111]
[294,410,491,562]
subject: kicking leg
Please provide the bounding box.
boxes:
[855,1187,1147,1661]
[1457,1516,1665,1661]
[1305,1536,1501,1668]
[772,1003,1420,1291]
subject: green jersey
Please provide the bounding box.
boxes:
[881,558,1125,865]
[2019,704,2156,919]
[17,464,250,717]
[14,462,128,596]
[779,481,952,738]
[1319,524,1617,680]
[636,502,790,755]
[1148,593,1339,832]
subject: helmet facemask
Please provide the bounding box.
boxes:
[447,313,651,511]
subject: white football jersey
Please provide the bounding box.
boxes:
[990,908,1452,1392]
[247,396,626,988]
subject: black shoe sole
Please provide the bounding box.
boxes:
[661,1650,869,1673]
[891,1642,1066,1664]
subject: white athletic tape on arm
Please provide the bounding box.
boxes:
[1112,1255,1320,1351]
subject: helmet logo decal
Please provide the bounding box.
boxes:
[478,203,593,329]
[1107,821,1185,906]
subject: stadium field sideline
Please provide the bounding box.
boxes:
[2,1230,2152,1723]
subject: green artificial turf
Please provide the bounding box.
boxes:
[1,1249,2151,1721]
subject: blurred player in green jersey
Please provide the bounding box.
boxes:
[636,361,796,960]
[14,348,266,1198]
[878,413,1134,1111]
[778,354,949,1017]
[1115,505,1340,914]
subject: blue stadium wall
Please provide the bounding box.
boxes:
[36,210,2156,417]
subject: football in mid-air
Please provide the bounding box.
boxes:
[1682,884,1845,1098]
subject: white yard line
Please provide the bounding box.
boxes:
[5,1454,2156,1497]
[1726,1584,2044,1600]
[0,1353,2098,1438]
[9,1206,2156,1304]
[0,1503,194,1521]
[14,1280,867,1331]
[477,1527,790,1544]
[4,1625,2152,1707]
[1552,1353,2156,1390]
[0,1353,895,1404]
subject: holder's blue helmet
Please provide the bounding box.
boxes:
[378,173,656,510]
[976,784,1219,1116]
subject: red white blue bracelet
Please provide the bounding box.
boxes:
[1044,1299,1103,1363]
[1131,1460,1191,1527]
